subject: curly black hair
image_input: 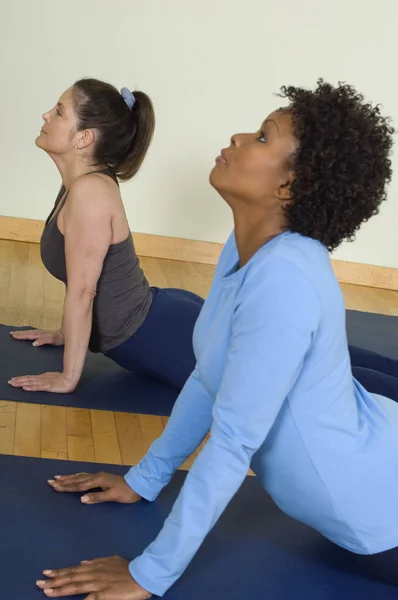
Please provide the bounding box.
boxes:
[279,80,394,251]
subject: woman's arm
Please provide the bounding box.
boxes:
[125,367,214,500]
[8,176,114,393]
[128,259,321,597]
[60,176,113,388]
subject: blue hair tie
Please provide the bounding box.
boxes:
[120,87,136,110]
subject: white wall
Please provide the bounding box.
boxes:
[1,0,397,267]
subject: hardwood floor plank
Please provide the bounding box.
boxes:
[0,400,17,454]
[115,412,145,466]
[91,409,122,464]
[68,435,95,462]
[66,408,93,438]
[13,403,41,457]
[41,405,67,457]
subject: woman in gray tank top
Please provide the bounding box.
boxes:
[8,78,204,394]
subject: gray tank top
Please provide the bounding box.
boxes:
[40,169,152,353]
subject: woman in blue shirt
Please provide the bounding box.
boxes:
[38,80,397,599]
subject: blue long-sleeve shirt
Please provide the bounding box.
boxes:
[126,231,398,596]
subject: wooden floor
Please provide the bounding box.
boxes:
[1,239,398,469]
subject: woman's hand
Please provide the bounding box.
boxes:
[48,472,142,505]
[8,372,76,393]
[36,556,152,599]
[10,329,65,347]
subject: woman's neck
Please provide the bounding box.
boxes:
[49,152,104,189]
[232,206,288,268]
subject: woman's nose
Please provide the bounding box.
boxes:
[230,133,246,147]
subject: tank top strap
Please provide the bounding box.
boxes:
[45,186,69,226]
[88,166,119,187]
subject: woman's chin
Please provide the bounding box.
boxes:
[209,165,219,188]
[209,164,225,192]
[35,135,51,152]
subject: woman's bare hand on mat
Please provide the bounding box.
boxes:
[10,328,64,347]
[8,372,76,393]
[36,555,152,599]
[48,472,142,505]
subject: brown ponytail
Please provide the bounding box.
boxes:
[72,78,155,182]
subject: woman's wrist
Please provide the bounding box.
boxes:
[61,369,80,388]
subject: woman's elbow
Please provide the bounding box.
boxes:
[65,286,97,304]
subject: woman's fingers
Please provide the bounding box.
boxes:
[8,372,75,394]
[10,329,62,347]
[79,490,115,505]
[8,376,39,387]
[32,336,52,347]
[37,576,100,598]
[48,473,103,493]
[8,375,52,391]
[10,330,42,340]
[46,472,138,504]
[36,556,148,599]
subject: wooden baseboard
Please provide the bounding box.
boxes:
[331,261,398,291]
[0,216,223,265]
[132,231,223,265]
[0,216,45,245]
[1,215,397,291]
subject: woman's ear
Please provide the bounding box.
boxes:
[276,171,295,201]
[75,129,96,150]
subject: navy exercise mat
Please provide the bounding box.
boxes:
[0,310,397,414]
[0,325,178,415]
[346,310,398,360]
[1,454,396,600]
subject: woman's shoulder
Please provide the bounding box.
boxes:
[269,230,328,257]
[257,232,332,278]
[247,232,341,316]
[70,171,117,197]
[67,172,120,215]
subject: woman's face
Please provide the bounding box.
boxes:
[36,87,79,155]
[210,110,298,207]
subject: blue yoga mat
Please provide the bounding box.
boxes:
[346,310,398,359]
[0,310,397,415]
[0,325,178,415]
[1,454,396,600]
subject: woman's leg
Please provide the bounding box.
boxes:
[352,366,398,402]
[352,546,398,587]
[349,345,398,378]
[159,287,204,306]
[350,346,398,402]
[106,288,204,390]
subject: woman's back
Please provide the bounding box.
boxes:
[232,233,398,555]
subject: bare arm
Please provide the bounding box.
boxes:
[9,176,114,393]
[61,176,113,387]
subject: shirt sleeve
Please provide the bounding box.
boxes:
[125,367,214,501]
[129,259,321,597]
